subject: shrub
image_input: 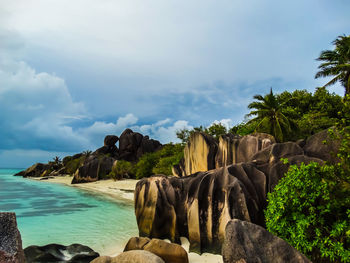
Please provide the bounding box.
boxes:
[135,152,159,179]
[133,143,184,178]
[65,156,85,175]
[265,162,350,262]
[109,160,135,180]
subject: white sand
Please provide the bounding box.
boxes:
[29,176,223,262]
[31,176,137,202]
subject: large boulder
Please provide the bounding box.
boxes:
[143,239,188,263]
[72,155,115,184]
[124,237,151,251]
[215,134,241,168]
[236,134,274,163]
[135,163,266,254]
[124,237,189,263]
[0,212,25,263]
[222,219,310,263]
[303,128,340,163]
[250,142,323,191]
[24,243,99,263]
[14,163,49,177]
[111,250,165,263]
[183,132,218,175]
[104,135,119,146]
[119,129,162,162]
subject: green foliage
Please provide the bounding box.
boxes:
[108,160,135,180]
[277,87,343,140]
[65,156,85,175]
[134,143,184,179]
[152,143,184,175]
[176,123,227,143]
[315,35,350,95]
[206,123,227,139]
[265,162,350,262]
[229,119,258,136]
[135,152,159,179]
[246,88,295,142]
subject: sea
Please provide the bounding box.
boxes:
[0,169,138,255]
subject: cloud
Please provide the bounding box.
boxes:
[0,59,88,151]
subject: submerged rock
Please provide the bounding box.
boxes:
[24,243,99,263]
[222,219,310,263]
[0,212,25,263]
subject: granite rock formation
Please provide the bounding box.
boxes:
[71,155,115,184]
[24,243,99,263]
[15,129,162,184]
[135,163,267,254]
[14,163,49,177]
[136,129,338,254]
[222,219,311,263]
[119,129,162,162]
[91,250,165,263]
[177,132,274,176]
[0,212,25,263]
[124,237,189,263]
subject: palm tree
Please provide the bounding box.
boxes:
[246,88,294,142]
[315,35,350,96]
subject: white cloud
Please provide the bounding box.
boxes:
[0,59,89,151]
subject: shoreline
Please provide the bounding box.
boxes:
[27,175,223,263]
[29,176,137,203]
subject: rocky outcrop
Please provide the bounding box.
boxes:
[215,134,241,168]
[119,129,162,162]
[71,130,162,183]
[0,212,25,263]
[250,142,323,191]
[71,155,115,184]
[136,129,337,254]
[14,163,49,177]
[91,250,165,263]
[135,163,266,254]
[15,129,162,183]
[177,132,274,177]
[183,132,218,175]
[24,243,99,263]
[124,237,189,263]
[222,219,311,263]
[303,128,340,163]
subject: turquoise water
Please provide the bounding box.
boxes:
[0,169,138,255]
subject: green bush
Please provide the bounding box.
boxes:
[109,160,135,180]
[265,162,350,262]
[135,152,159,179]
[65,156,85,175]
[133,143,184,179]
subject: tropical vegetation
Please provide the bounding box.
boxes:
[315,35,350,96]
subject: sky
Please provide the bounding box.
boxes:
[0,0,349,168]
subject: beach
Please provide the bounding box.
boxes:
[32,175,223,263]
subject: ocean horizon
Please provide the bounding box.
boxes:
[0,169,138,255]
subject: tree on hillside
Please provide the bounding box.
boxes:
[246,88,295,142]
[315,34,350,96]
